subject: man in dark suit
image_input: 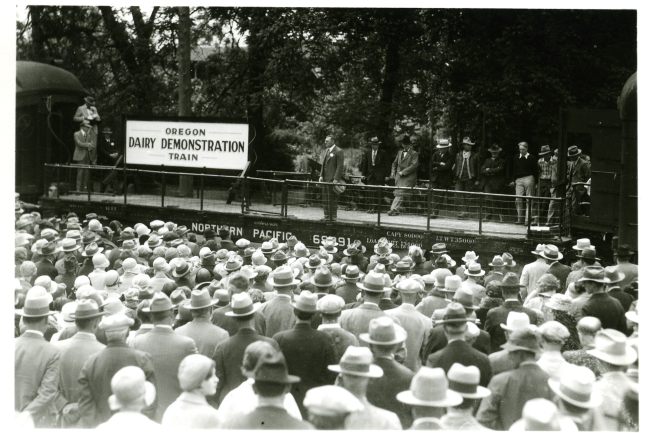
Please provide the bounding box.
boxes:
[54,300,106,427]
[15,291,61,428]
[480,144,507,222]
[318,135,345,221]
[35,242,58,281]
[388,135,419,216]
[73,121,96,192]
[425,303,492,387]
[453,137,480,218]
[543,246,572,290]
[362,317,414,428]
[211,273,266,336]
[175,286,229,357]
[77,313,157,427]
[360,136,390,213]
[430,138,455,217]
[213,293,279,405]
[133,293,198,420]
[579,266,628,334]
[484,273,540,353]
[273,290,337,418]
[220,352,314,429]
[340,271,388,339]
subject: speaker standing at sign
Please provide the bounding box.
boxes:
[319,135,345,222]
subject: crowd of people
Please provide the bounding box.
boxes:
[14,209,638,430]
[321,134,592,224]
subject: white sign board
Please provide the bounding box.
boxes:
[125,119,249,170]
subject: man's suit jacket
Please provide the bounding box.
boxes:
[476,361,554,431]
[132,326,198,420]
[316,324,359,362]
[488,349,516,376]
[335,282,360,305]
[581,292,628,334]
[453,151,480,180]
[430,149,455,188]
[15,332,61,425]
[258,295,297,337]
[175,317,229,358]
[73,129,96,163]
[420,325,490,363]
[55,332,105,406]
[320,145,345,182]
[360,148,390,184]
[213,327,279,404]
[392,148,419,187]
[77,341,156,427]
[546,261,572,291]
[484,300,540,353]
[415,294,450,319]
[367,356,414,429]
[426,339,492,387]
[386,303,432,371]
[35,258,57,281]
[340,302,386,339]
[273,323,337,418]
[222,405,314,430]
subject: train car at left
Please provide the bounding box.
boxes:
[16,61,86,201]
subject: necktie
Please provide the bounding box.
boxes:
[372,150,376,166]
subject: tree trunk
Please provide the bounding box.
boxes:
[378,32,401,154]
[29,6,48,62]
[177,6,193,197]
[246,10,267,171]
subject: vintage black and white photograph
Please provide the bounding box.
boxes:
[12,2,640,430]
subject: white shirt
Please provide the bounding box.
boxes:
[217,378,302,422]
[96,411,159,429]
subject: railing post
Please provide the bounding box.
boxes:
[527,195,532,233]
[426,185,432,231]
[161,165,166,208]
[377,185,381,227]
[123,163,128,205]
[86,165,91,202]
[282,180,288,217]
[478,193,483,235]
[200,167,205,212]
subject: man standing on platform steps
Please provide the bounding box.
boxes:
[319,135,345,222]
[360,136,390,213]
[388,135,419,216]
[429,138,455,218]
[453,137,479,219]
[509,141,538,225]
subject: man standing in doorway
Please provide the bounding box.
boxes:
[509,142,537,225]
[319,135,345,222]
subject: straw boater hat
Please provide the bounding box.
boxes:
[343,240,366,256]
[539,244,563,261]
[359,316,407,346]
[509,399,578,431]
[462,137,476,146]
[587,329,637,366]
[225,292,259,317]
[397,367,463,407]
[464,262,485,278]
[447,363,491,399]
[328,346,383,378]
[292,290,318,313]
[572,238,592,251]
[461,251,479,263]
[321,237,338,254]
[436,138,452,149]
[304,254,325,270]
[501,311,537,332]
[548,364,602,409]
[356,271,386,293]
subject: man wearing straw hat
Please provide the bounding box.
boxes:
[519,243,549,298]
[258,266,300,337]
[480,143,506,222]
[396,366,462,430]
[509,398,578,431]
[476,328,553,430]
[488,311,537,375]
[340,271,389,339]
[77,312,157,427]
[316,294,358,362]
[440,363,492,430]
[330,346,402,429]
[362,317,414,428]
[132,292,198,420]
[175,286,228,357]
[429,138,455,218]
[588,328,638,430]
[15,289,60,427]
[273,290,337,418]
[54,299,106,427]
[549,364,605,430]
[96,366,158,429]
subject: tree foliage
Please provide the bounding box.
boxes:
[17,7,636,172]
